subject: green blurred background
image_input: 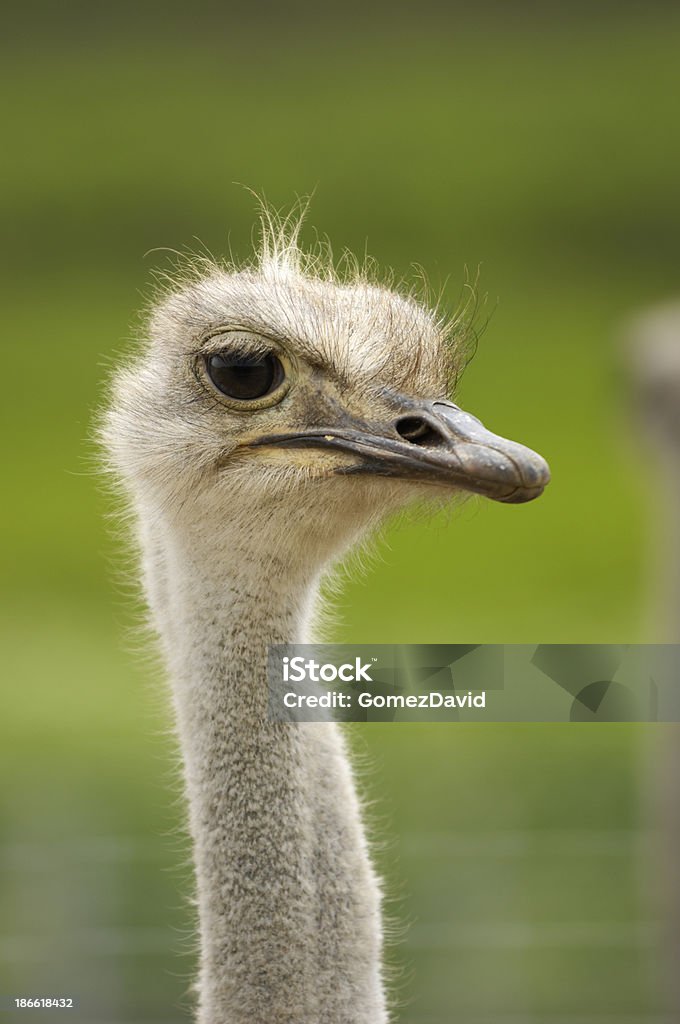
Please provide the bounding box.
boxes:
[2,2,680,1021]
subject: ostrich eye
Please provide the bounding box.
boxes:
[205,351,285,401]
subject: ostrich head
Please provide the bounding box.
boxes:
[626,304,680,453]
[104,220,550,571]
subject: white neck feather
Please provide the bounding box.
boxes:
[143,512,387,1024]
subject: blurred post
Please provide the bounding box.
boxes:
[624,303,680,1015]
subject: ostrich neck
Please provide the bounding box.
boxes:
[647,456,680,641]
[665,465,680,636]
[150,523,386,1024]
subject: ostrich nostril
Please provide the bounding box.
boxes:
[395,416,446,448]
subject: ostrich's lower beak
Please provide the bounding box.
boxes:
[249,399,550,504]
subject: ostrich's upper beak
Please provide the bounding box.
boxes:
[248,397,550,504]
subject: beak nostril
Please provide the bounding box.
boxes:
[395,416,445,448]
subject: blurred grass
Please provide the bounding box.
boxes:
[2,6,679,1021]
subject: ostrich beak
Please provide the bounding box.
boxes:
[249,398,550,504]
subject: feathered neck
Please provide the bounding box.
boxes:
[144,515,387,1024]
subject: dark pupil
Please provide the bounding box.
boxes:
[206,351,280,400]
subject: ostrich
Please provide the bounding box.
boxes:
[102,213,550,1024]
[625,304,680,1017]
